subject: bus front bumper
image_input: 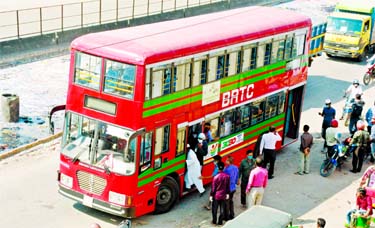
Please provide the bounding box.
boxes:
[58,184,136,218]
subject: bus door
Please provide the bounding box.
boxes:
[283,85,304,146]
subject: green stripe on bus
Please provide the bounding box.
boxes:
[221,68,286,93]
[139,153,186,178]
[144,87,202,109]
[138,163,185,187]
[143,94,202,117]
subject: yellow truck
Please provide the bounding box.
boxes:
[323,0,375,61]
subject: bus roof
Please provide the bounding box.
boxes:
[329,11,371,21]
[72,6,311,65]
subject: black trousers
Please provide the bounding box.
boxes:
[240,182,248,206]
[263,148,276,176]
[352,147,365,172]
[212,199,227,225]
[226,191,235,219]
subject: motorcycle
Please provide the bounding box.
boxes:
[363,54,375,85]
[320,139,354,177]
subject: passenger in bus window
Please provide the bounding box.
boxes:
[204,123,214,142]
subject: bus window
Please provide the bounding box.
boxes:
[250,99,265,125]
[176,61,192,91]
[103,60,136,99]
[234,105,250,131]
[216,53,230,79]
[249,46,257,70]
[295,34,306,56]
[145,69,151,100]
[193,57,207,86]
[278,92,286,114]
[140,132,152,172]
[277,39,286,61]
[155,125,170,155]
[74,52,101,90]
[284,36,293,59]
[228,51,239,76]
[257,43,265,68]
[264,42,272,65]
[163,67,176,95]
[242,46,251,71]
[265,94,279,119]
[151,69,163,98]
[236,50,243,74]
[208,55,217,82]
[220,110,233,137]
[208,118,219,140]
[176,127,186,157]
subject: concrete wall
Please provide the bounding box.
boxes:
[0,0,290,68]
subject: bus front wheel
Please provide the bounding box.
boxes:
[154,176,179,214]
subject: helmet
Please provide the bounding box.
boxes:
[325,99,331,104]
[330,119,338,128]
[198,133,206,140]
[356,120,365,130]
[353,79,360,85]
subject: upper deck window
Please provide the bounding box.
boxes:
[104,60,136,99]
[74,52,101,90]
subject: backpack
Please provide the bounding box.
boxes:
[352,103,363,118]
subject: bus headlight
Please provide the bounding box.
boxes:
[109,191,126,205]
[60,173,73,188]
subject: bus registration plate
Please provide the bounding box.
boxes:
[83,195,93,207]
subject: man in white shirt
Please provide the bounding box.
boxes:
[259,125,282,179]
[345,79,363,101]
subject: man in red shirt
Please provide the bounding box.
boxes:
[346,187,372,225]
[210,161,230,225]
[245,156,268,208]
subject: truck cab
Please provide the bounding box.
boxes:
[324,12,371,60]
[323,0,375,61]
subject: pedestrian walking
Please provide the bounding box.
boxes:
[238,149,255,207]
[245,156,268,208]
[210,161,230,226]
[344,79,363,101]
[184,144,205,195]
[365,101,375,133]
[202,155,222,210]
[349,120,370,173]
[349,94,365,136]
[295,124,313,175]
[318,98,336,153]
[259,125,281,179]
[223,156,239,220]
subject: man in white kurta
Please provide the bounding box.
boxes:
[185,147,205,194]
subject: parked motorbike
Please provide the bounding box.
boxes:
[320,139,354,177]
[363,54,375,85]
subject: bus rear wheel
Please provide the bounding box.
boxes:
[154,176,179,214]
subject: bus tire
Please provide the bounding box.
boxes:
[154,176,179,214]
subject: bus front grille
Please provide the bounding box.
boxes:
[76,171,107,195]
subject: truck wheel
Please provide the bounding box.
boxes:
[154,176,179,214]
[326,53,333,58]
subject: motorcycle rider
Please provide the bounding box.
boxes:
[340,79,363,121]
[349,120,370,173]
[325,119,341,158]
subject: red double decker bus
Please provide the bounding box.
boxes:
[57,6,311,219]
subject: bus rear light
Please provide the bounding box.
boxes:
[109,191,126,205]
[60,173,73,188]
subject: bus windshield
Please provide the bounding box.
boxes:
[326,17,362,36]
[62,112,137,175]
